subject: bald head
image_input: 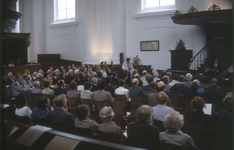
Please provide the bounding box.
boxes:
[156,81,165,92]
[156,91,168,104]
[132,78,139,86]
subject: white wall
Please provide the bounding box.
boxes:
[18,0,232,69]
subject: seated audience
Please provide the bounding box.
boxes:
[67,81,80,100]
[143,76,153,91]
[222,95,233,114]
[32,71,37,81]
[54,80,66,96]
[6,72,14,85]
[81,82,93,100]
[153,71,160,82]
[168,74,179,87]
[23,74,33,90]
[194,71,204,83]
[160,111,197,149]
[31,96,50,121]
[184,82,200,100]
[129,78,146,104]
[127,105,161,150]
[161,76,170,92]
[52,71,60,85]
[93,80,114,104]
[150,91,175,123]
[42,81,54,96]
[183,73,193,88]
[146,82,156,97]
[32,81,42,94]
[111,72,119,84]
[106,67,112,77]
[91,77,99,92]
[200,77,210,89]
[205,78,223,92]
[96,67,103,78]
[36,73,44,87]
[178,75,189,93]
[142,74,151,87]
[140,70,147,82]
[102,67,107,78]
[184,96,213,129]
[12,76,27,97]
[166,83,183,107]
[134,73,143,87]
[49,94,75,128]
[104,77,115,97]
[115,79,129,101]
[98,106,125,144]
[192,79,205,94]
[202,83,225,103]
[75,104,99,135]
[8,60,14,66]
[15,93,32,120]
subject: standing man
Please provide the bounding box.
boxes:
[122,58,133,80]
[211,58,220,77]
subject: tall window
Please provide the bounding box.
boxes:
[55,0,75,21]
[143,0,175,11]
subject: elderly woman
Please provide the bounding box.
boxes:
[183,73,193,88]
[193,79,205,94]
[75,104,99,134]
[31,96,50,121]
[98,106,125,143]
[15,93,32,120]
[127,105,161,150]
[160,111,197,149]
[32,81,42,94]
[184,96,213,129]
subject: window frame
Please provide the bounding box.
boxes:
[141,0,176,12]
[54,0,76,23]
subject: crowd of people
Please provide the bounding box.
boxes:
[3,59,233,150]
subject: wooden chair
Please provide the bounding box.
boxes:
[162,143,192,150]
[95,101,108,111]
[110,83,118,89]
[124,84,129,89]
[130,96,142,105]
[99,131,124,144]
[153,120,166,132]
[112,102,126,116]
[173,107,188,116]
[74,127,94,138]
[115,95,127,107]
[67,97,78,108]
[170,98,179,107]
[89,111,102,124]
[69,107,78,118]
[182,122,204,145]
[32,93,41,103]
[42,94,54,106]
[27,101,36,110]
[80,98,92,110]
[15,115,31,125]
[130,103,141,117]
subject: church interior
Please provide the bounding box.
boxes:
[2,0,233,150]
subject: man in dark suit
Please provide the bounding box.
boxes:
[49,94,74,132]
[202,83,225,103]
[105,77,115,97]
[178,75,189,93]
[96,67,103,78]
[52,71,61,85]
[54,80,66,96]
[194,71,204,83]
[127,105,161,150]
[111,72,119,84]
[79,68,86,84]
[211,58,220,78]
[6,72,15,85]
[166,83,183,107]
[129,78,146,104]
[205,78,223,92]
[91,77,99,92]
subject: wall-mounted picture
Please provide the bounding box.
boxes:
[140,40,159,51]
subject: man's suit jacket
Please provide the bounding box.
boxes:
[111,77,119,84]
[97,71,103,78]
[91,85,98,92]
[54,87,66,96]
[211,63,220,71]
[178,83,189,93]
[79,73,85,79]
[194,74,203,82]
[202,90,225,103]
[105,84,115,97]
[127,121,161,150]
[129,86,146,97]
[23,80,32,90]
[53,76,61,85]
[49,108,74,128]
[6,77,14,85]
[93,90,114,104]
[12,82,24,97]
[166,91,183,106]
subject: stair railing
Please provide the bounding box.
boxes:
[188,45,209,70]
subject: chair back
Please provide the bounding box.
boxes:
[27,101,36,110]
[89,111,102,124]
[32,93,41,103]
[42,94,54,106]
[162,143,192,150]
[115,95,127,107]
[74,127,94,138]
[95,101,108,111]
[170,98,179,107]
[69,107,78,118]
[153,120,166,132]
[130,103,141,117]
[67,97,78,108]
[124,84,129,89]
[130,96,142,105]
[173,107,188,116]
[80,98,92,110]
[182,122,204,145]
[112,102,126,116]
[99,131,123,144]
[110,84,118,89]
[15,115,31,125]
[184,99,194,112]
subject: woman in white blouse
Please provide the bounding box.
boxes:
[15,93,32,120]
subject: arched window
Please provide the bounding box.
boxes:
[142,0,175,11]
[54,0,75,22]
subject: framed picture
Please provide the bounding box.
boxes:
[140,40,159,51]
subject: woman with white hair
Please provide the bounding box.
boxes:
[98,106,125,144]
[193,79,205,94]
[183,73,193,88]
[127,105,161,150]
[160,111,197,149]
[32,81,42,94]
